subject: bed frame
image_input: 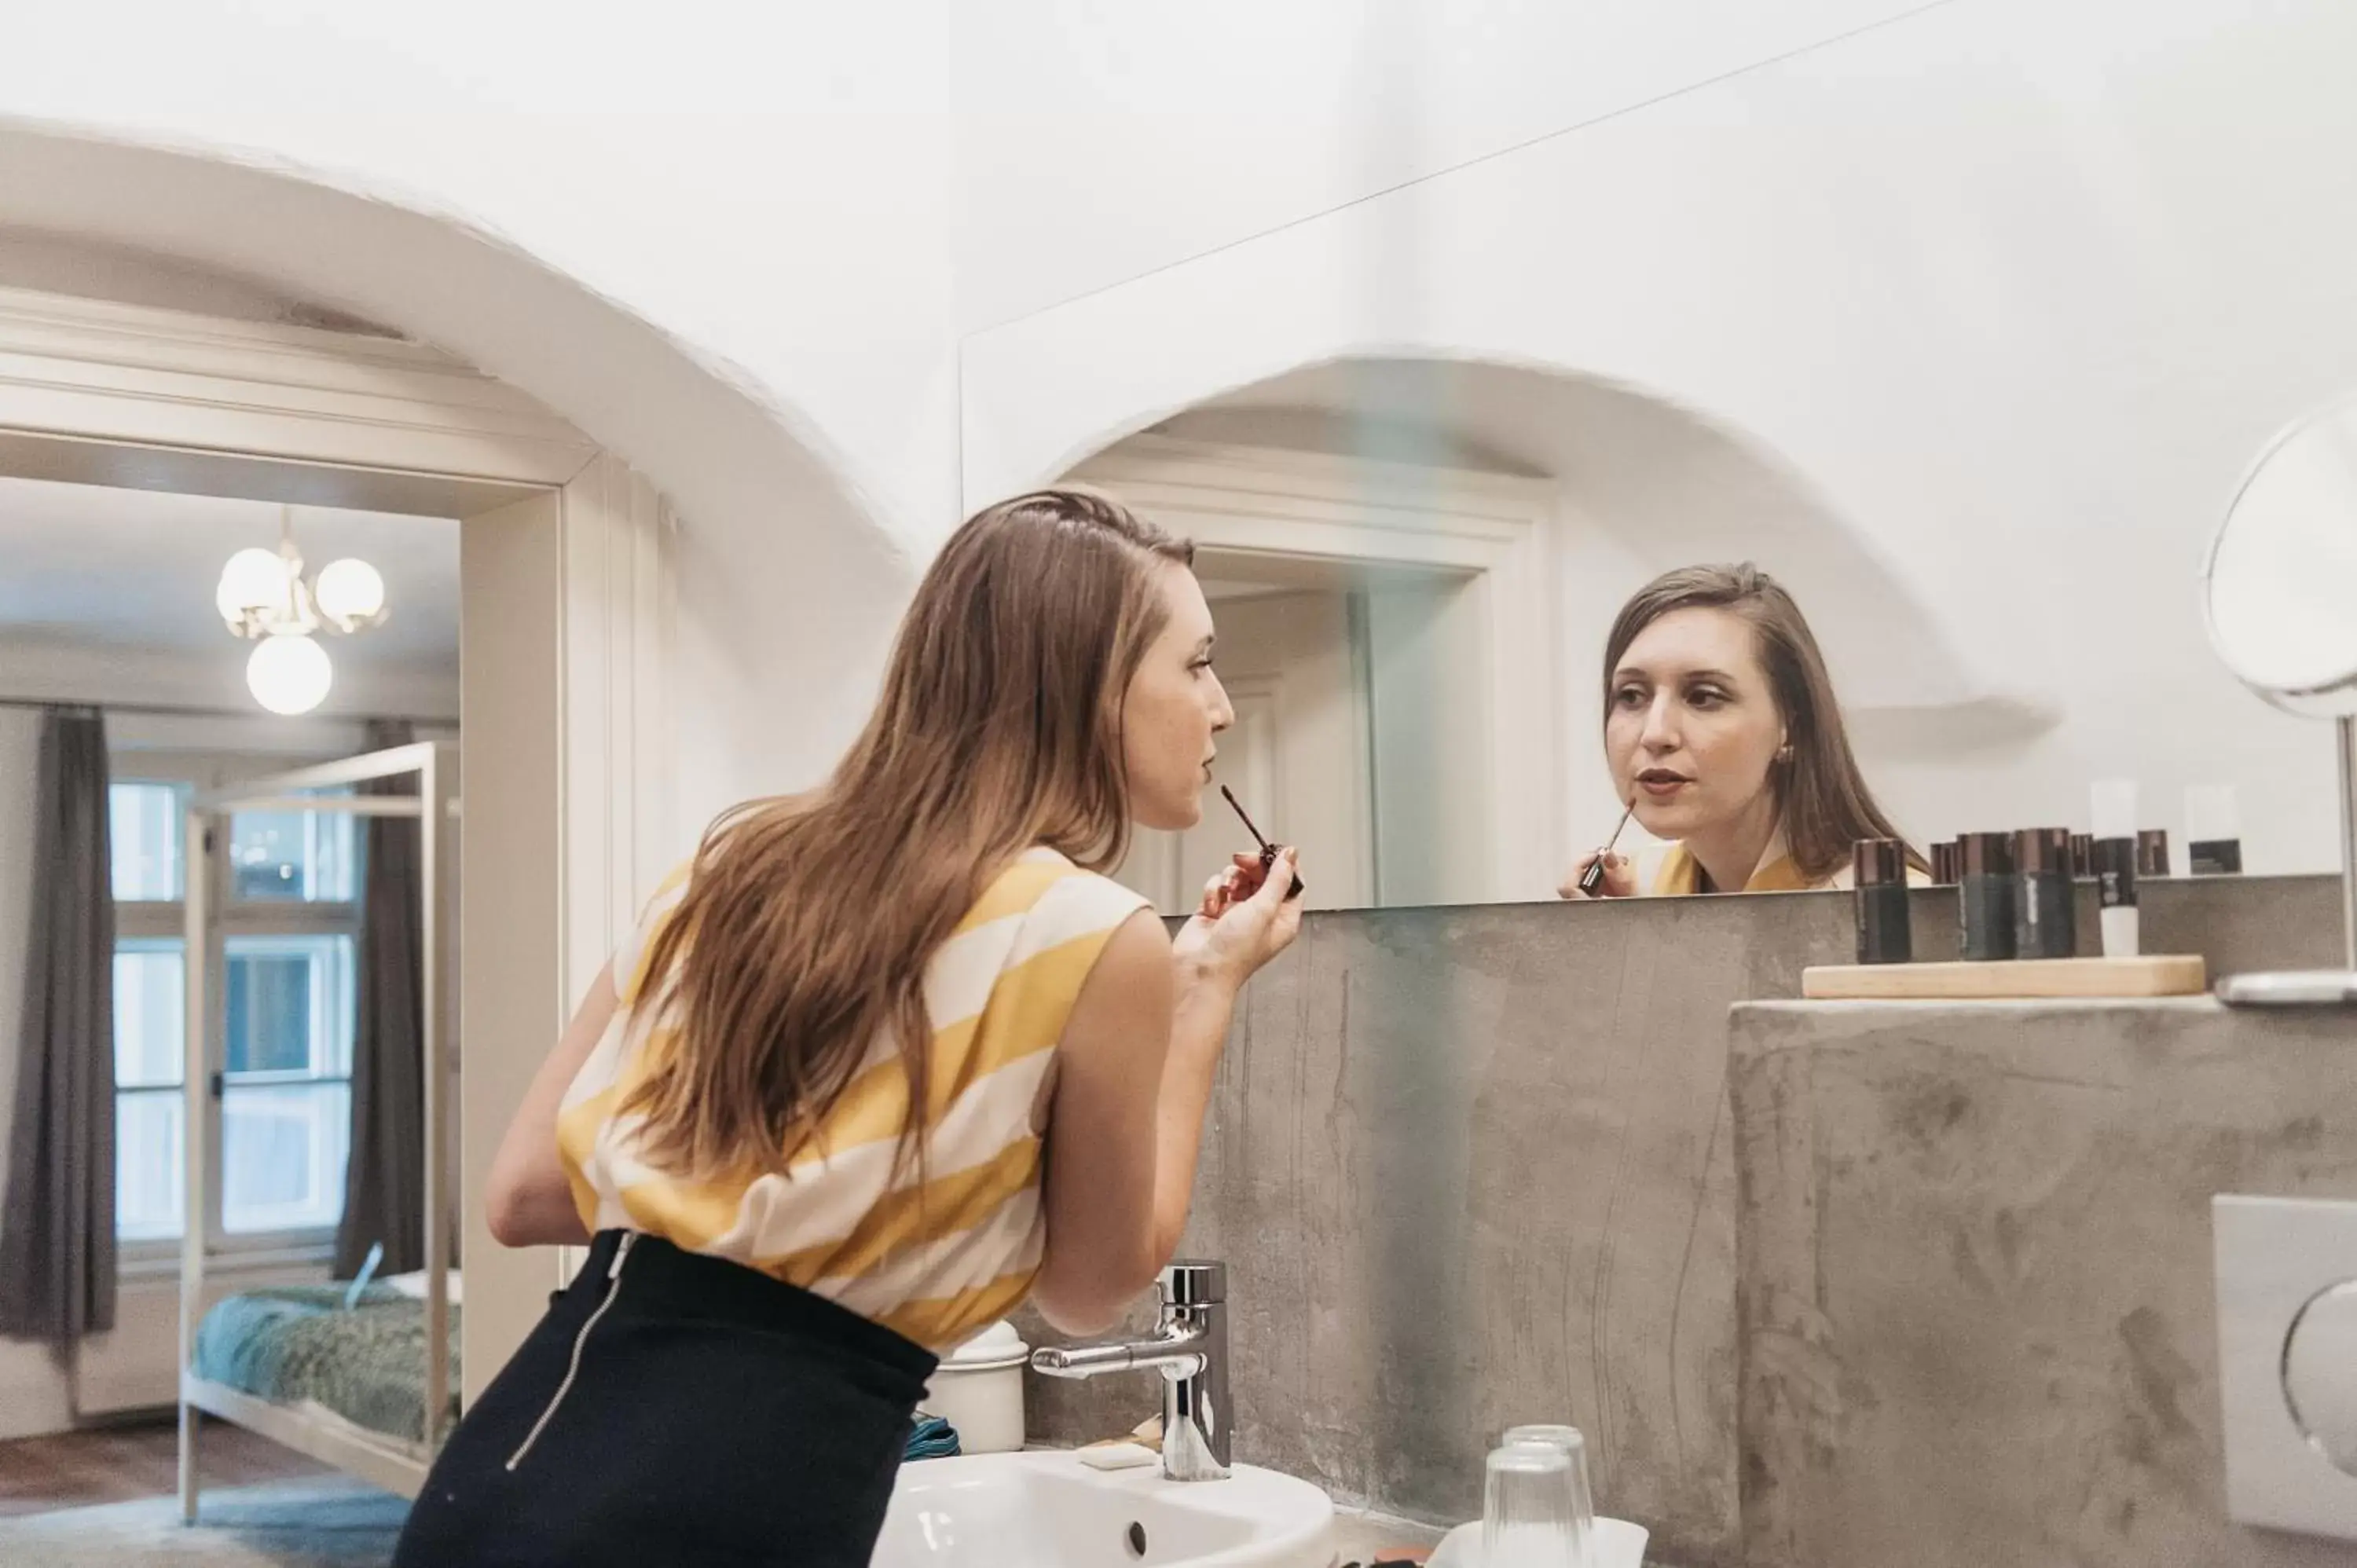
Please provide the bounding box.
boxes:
[178,742,456,1518]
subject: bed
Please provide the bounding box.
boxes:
[194,1276,460,1434]
[183,1273,464,1496]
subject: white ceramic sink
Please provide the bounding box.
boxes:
[877,1451,1334,1568]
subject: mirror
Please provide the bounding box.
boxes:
[2204,396,2357,1005]
[1051,357,2357,910]
[2208,401,2357,716]
[2284,1280,2357,1478]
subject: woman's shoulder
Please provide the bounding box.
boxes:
[960,847,1153,943]
[946,852,1157,1025]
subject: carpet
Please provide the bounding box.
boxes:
[0,1476,409,1566]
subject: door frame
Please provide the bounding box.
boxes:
[0,282,674,1403]
[1072,433,1563,903]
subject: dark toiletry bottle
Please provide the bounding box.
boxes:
[2069,832,2094,880]
[2136,829,2171,879]
[2091,780,2141,958]
[1957,832,2017,961]
[1853,839,1912,965]
[1931,840,1959,886]
[2012,827,2077,960]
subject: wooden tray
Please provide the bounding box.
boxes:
[1802,954,2207,1000]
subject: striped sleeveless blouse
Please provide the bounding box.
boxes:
[554,847,1150,1351]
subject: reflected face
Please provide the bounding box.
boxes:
[1123,562,1234,831]
[1605,606,1787,844]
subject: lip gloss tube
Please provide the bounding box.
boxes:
[2012,827,2077,960]
[1853,838,1912,965]
[1957,832,2016,961]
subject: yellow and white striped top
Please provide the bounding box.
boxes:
[555,847,1150,1351]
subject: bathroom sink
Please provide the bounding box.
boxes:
[876,1450,1333,1567]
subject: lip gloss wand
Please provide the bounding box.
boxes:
[1219,785,1305,900]
[1574,799,1637,898]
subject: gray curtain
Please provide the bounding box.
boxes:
[333,720,426,1279]
[0,708,117,1347]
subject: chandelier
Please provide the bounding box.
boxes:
[214,505,389,716]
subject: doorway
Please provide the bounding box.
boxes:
[1072,434,1561,906]
[0,279,671,1409]
[1121,566,1375,911]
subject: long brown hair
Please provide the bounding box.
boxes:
[622,488,1194,1179]
[1602,562,1921,883]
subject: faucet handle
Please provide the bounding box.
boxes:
[1160,1259,1225,1307]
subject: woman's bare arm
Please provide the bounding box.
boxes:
[481,963,616,1247]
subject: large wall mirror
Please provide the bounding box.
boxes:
[1010,354,2341,911]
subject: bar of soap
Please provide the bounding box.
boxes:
[1077,1442,1158,1471]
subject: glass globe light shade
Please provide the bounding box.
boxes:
[216,548,290,624]
[247,632,333,716]
[313,558,386,626]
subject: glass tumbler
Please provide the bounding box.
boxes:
[1498,1425,1596,1566]
[1483,1441,1584,1568]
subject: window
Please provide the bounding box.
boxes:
[222,934,354,1234]
[113,939,185,1243]
[230,808,355,903]
[110,782,189,903]
[109,761,361,1251]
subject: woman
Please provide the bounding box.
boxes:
[1560,562,1922,898]
[394,489,1302,1567]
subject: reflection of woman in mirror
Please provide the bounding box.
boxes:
[1560,563,1924,897]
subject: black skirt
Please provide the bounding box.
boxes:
[393,1229,939,1568]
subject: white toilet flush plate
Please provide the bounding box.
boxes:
[2214,1195,2357,1539]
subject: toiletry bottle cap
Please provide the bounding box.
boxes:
[2012,826,2072,874]
[2136,828,2171,877]
[1958,831,2014,877]
[1853,837,1907,887]
[1931,841,1959,885]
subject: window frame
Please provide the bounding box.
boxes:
[110,750,362,1268]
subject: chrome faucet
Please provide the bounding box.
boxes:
[1030,1259,1232,1482]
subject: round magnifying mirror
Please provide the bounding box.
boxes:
[2207,398,2357,717]
[2205,395,2357,1005]
[2284,1279,2357,1477]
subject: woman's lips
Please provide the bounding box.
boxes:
[1636,772,1691,800]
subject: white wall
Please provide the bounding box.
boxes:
[0,1,959,819]
[951,1,1937,331]
[962,0,2357,874]
[1365,580,1497,906]
[0,4,958,544]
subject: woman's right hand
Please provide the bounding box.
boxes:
[1171,848,1303,989]
[1559,849,1637,899]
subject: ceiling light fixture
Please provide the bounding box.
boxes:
[215,505,389,716]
